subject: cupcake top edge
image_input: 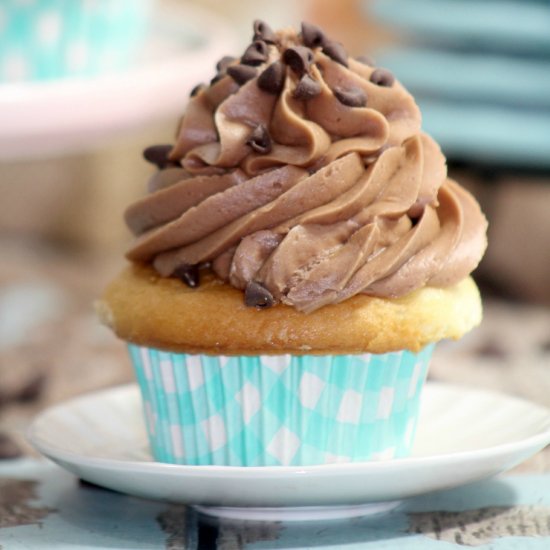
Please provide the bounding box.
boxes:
[124,20,488,314]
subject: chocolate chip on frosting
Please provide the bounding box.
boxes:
[242,41,269,66]
[333,86,367,107]
[257,61,286,94]
[355,55,375,67]
[143,145,176,169]
[245,281,275,308]
[370,68,395,87]
[247,124,272,154]
[227,64,257,85]
[210,73,225,86]
[293,74,322,100]
[189,83,205,97]
[173,264,200,288]
[253,19,277,44]
[301,22,327,49]
[283,46,314,76]
[216,55,236,72]
[322,41,348,67]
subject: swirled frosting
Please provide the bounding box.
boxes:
[125,22,487,313]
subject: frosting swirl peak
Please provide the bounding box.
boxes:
[125,21,487,313]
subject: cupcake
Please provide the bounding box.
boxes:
[97,20,487,467]
[1,0,152,83]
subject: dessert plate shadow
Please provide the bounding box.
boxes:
[28,382,550,513]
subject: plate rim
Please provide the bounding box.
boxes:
[28,381,550,477]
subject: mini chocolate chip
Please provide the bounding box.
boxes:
[242,40,269,66]
[257,61,286,94]
[143,145,176,169]
[245,281,274,308]
[227,64,257,85]
[210,73,225,86]
[355,55,375,66]
[293,74,322,100]
[247,124,272,154]
[216,55,236,72]
[253,20,277,44]
[301,22,327,48]
[0,433,22,460]
[283,46,314,76]
[322,41,348,66]
[370,68,395,87]
[173,264,200,288]
[333,86,367,107]
[190,83,205,97]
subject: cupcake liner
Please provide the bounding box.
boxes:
[0,0,152,83]
[128,344,433,467]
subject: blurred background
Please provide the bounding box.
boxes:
[0,0,549,462]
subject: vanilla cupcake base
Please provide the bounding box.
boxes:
[129,344,433,466]
[99,263,481,467]
[98,263,482,355]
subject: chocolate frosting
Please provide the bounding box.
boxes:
[125,23,487,313]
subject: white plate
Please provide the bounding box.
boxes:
[28,382,550,515]
[0,4,236,160]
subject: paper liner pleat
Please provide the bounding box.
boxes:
[129,346,433,466]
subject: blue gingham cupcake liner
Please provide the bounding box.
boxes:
[0,0,152,83]
[128,344,433,467]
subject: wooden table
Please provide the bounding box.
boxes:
[2,460,550,548]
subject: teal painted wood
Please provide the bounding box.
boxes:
[373,47,550,108]
[369,0,550,53]
[364,0,550,168]
[1,459,550,549]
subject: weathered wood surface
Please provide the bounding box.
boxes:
[1,461,550,549]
